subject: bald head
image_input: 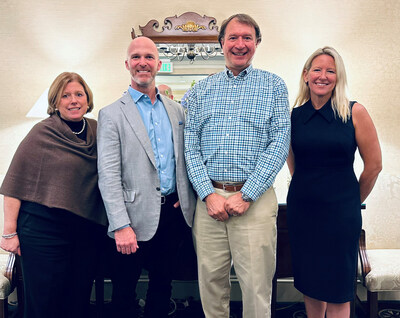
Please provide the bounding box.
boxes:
[158,84,174,100]
[126,37,159,60]
[125,36,162,95]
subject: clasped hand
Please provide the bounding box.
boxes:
[205,192,251,221]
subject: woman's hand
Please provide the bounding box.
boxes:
[1,196,22,255]
[0,236,21,255]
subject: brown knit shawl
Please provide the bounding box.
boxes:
[0,114,107,226]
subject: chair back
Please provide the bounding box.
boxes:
[362,174,400,249]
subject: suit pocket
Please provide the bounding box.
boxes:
[123,189,136,203]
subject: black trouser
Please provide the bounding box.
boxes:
[18,205,104,318]
[107,192,188,318]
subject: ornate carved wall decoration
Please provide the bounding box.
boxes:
[131,12,222,62]
[131,11,219,44]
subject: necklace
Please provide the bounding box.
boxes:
[72,118,86,135]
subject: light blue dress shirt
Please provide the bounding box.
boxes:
[128,86,176,196]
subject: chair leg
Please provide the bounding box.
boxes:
[15,256,24,318]
[0,297,8,318]
[350,299,355,318]
[367,291,378,318]
[350,271,357,318]
[0,299,3,318]
[355,293,367,317]
[95,276,104,318]
[271,275,277,318]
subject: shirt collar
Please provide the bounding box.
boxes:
[128,86,161,103]
[224,64,253,79]
[302,99,334,124]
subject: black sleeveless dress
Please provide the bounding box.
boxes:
[286,99,361,303]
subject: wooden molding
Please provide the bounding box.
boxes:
[132,12,220,43]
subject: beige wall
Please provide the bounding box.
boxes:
[0,0,399,250]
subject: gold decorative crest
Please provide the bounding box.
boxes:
[175,21,206,32]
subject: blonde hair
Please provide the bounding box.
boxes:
[294,46,350,122]
[47,72,94,115]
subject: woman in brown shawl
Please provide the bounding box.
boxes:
[0,72,107,318]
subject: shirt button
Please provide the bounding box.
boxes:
[160,154,164,158]
[157,138,161,142]
[226,133,229,137]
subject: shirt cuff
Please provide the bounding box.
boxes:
[113,224,130,232]
[196,182,215,201]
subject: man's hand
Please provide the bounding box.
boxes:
[114,227,139,254]
[205,193,229,221]
[225,192,251,216]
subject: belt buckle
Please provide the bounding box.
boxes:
[222,182,235,191]
[161,195,166,205]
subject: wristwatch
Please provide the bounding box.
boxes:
[241,192,253,202]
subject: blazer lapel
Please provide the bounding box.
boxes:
[161,96,181,162]
[119,94,157,168]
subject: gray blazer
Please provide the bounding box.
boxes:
[97,93,196,241]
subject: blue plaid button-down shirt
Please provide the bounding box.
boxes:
[184,65,291,201]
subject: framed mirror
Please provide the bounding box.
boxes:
[132,12,226,102]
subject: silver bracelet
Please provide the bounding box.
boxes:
[2,232,17,239]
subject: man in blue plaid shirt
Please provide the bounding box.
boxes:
[184,14,290,318]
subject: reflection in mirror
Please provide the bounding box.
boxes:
[133,12,226,103]
[158,43,223,63]
[156,56,225,103]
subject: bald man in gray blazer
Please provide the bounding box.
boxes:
[97,37,196,318]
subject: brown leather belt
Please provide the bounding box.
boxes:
[212,181,245,192]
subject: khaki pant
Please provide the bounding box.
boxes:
[193,187,278,318]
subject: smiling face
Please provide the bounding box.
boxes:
[57,81,88,122]
[221,18,258,76]
[304,54,337,101]
[125,37,161,92]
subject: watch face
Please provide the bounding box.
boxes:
[242,194,252,202]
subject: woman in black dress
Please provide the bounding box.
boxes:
[287,47,382,318]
